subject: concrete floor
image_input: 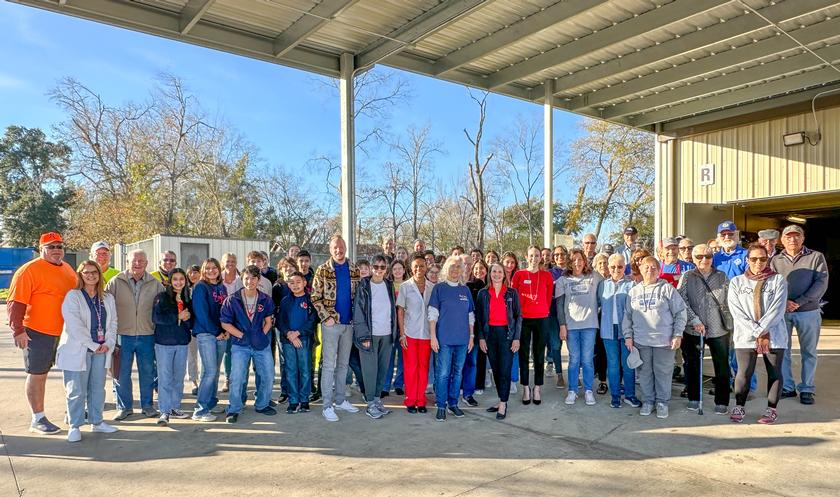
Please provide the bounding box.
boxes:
[1,308,839,497]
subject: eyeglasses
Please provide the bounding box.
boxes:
[45,244,65,250]
[608,265,625,269]
[679,246,694,251]
[748,257,768,263]
[372,265,387,270]
[163,258,176,263]
[694,254,713,260]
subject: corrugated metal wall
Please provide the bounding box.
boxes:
[158,235,269,269]
[676,105,840,205]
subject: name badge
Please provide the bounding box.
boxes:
[523,280,531,284]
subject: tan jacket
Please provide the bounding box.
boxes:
[311,258,360,323]
[105,271,163,336]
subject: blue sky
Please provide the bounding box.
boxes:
[0,1,584,204]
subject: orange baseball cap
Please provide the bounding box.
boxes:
[38,232,64,246]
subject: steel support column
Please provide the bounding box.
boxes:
[543,79,554,249]
[340,53,356,260]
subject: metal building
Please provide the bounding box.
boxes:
[116,233,269,271]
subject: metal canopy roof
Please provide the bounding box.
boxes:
[12,0,840,133]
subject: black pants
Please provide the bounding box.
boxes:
[475,347,488,391]
[519,317,547,387]
[682,333,730,406]
[734,348,783,408]
[486,326,514,402]
[594,333,607,382]
[348,344,365,395]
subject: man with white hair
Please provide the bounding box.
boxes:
[712,221,747,279]
[107,249,164,420]
[757,229,780,258]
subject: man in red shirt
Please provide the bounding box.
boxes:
[7,232,78,434]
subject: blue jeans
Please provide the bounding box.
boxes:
[113,335,156,410]
[63,351,107,427]
[384,343,404,391]
[461,346,477,397]
[604,335,636,401]
[276,330,289,396]
[567,328,596,393]
[428,351,436,385]
[282,337,312,405]
[228,344,274,414]
[434,344,468,408]
[511,353,519,383]
[783,310,821,393]
[195,333,226,416]
[155,344,188,413]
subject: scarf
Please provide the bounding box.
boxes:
[744,266,775,282]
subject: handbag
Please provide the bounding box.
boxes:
[696,272,733,332]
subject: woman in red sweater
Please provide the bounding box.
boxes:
[511,246,554,405]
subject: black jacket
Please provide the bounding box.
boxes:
[475,286,522,342]
[352,276,398,349]
[152,291,193,346]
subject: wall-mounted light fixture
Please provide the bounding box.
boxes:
[783,131,820,147]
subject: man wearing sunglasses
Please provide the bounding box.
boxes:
[771,225,828,405]
[712,221,748,279]
[151,250,177,287]
[8,231,78,434]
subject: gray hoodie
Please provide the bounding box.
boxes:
[622,279,687,347]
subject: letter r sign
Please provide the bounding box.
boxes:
[699,163,715,186]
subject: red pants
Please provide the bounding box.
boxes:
[403,337,431,407]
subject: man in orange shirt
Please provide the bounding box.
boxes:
[7,232,78,435]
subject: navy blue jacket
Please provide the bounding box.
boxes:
[277,293,318,343]
[191,280,227,336]
[220,288,275,350]
[152,291,192,346]
[475,286,522,341]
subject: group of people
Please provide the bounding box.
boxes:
[6,220,827,442]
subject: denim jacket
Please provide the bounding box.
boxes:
[475,286,522,341]
[597,277,634,340]
[352,276,398,349]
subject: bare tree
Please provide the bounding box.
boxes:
[462,90,493,250]
[391,123,442,240]
[365,160,410,242]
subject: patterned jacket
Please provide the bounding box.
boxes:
[311,258,360,323]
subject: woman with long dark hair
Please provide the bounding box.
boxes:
[463,259,489,404]
[152,268,193,425]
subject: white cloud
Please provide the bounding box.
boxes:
[0,73,25,89]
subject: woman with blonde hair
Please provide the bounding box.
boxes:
[58,261,119,442]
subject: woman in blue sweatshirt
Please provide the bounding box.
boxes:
[277,271,317,414]
[191,258,228,421]
[152,268,192,426]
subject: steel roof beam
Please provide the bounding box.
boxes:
[356,0,491,69]
[272,0,361,58]
[485,0,730,89]
[432,0,604,76]
[631,66,840,127]
[10,0,341,76]
[179,0,216,35]
[564,0,839,110]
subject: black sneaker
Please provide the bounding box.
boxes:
[596,382,609,395]
[406,406,417,414]
[225,413,239,423]
[781,390,798,399]
[394,388,404,396]
[309,392,321,403]
[800,392,815,405]
[256,405,278,415]
[30,416,61,435]
[277,394,289,404]
[448,405,465,418]
[380,390,390,398]
[299,402,311,412]
[464,395,478,407]
[417,406,427,413]
[286,403,300,414]
[435,408,446,422]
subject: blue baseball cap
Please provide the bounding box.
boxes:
[716,220,737,234]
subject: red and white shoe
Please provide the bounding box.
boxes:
[757,407,778,424]
[730,405,745,423]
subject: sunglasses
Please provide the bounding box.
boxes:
[372,265,387,270]
[748,257,768,263]
[679,246,695,251]
[694,254,713,260]
[45,244,65,250]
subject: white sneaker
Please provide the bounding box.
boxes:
[584,390,596,406]
[322,406,339,422]
[475,389,484,396]
[334,400,359,413]
[546,363,556,377]
[565,391,577,405]
[192,413,217,422]
[91,422,118,433]
[67,427,81,443]
[640,403,654,416]
[656,402,669,419]
[510,382,518,394]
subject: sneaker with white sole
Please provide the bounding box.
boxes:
[584,390,596,406]
[322,406,339,422]
[687,401,700,411]
[565,391,577,405]
[191,412,217,422]
[67,427,82,443]
[365,405,383,419]
[90,422,118,433]
[640,403,654,416]
[656,402,669,419]
[545,363,556,377]
[375,401,392,415]
[714,405,728,415]
[169,409,190,419]
[334,400,359,413]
